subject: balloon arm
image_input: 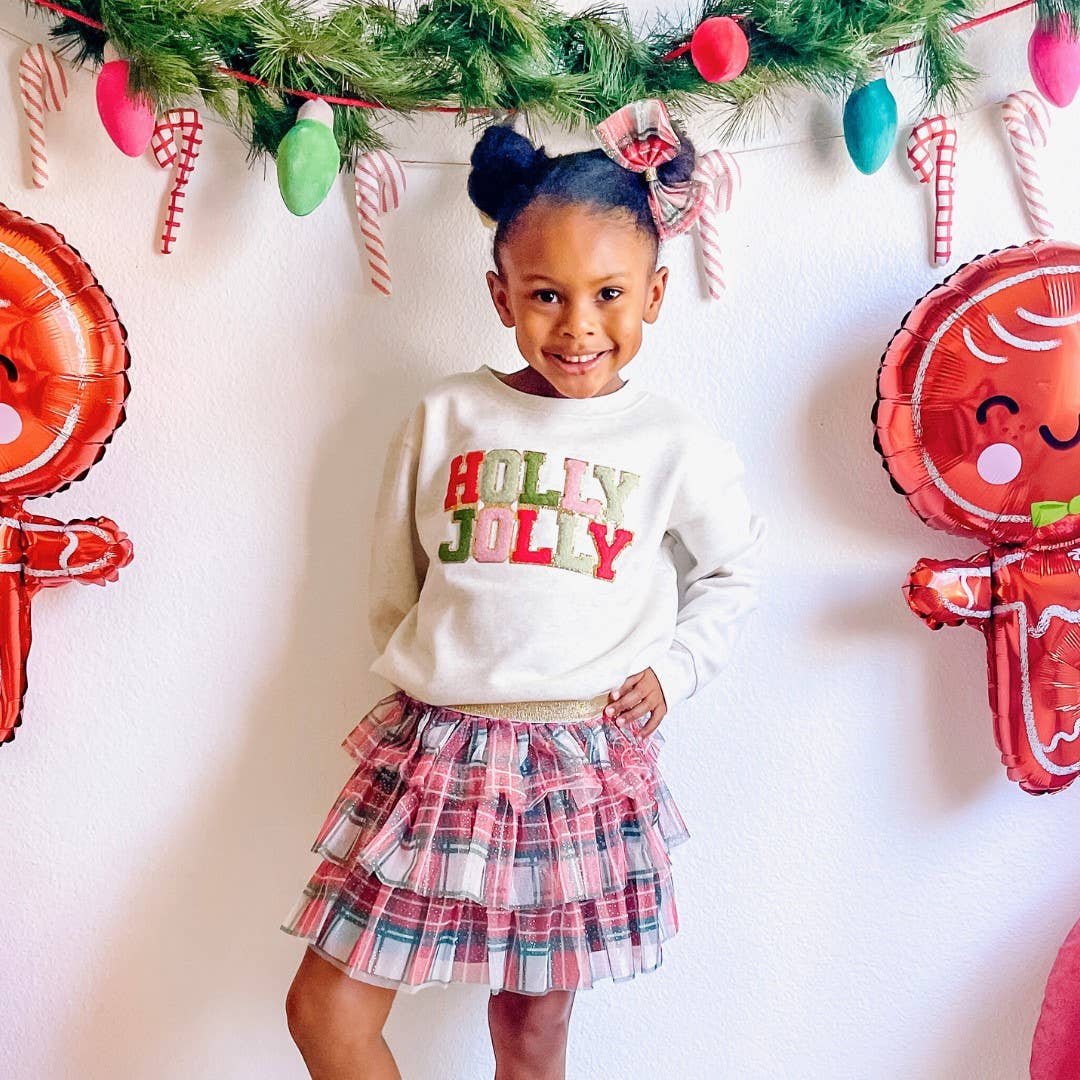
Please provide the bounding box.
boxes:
[19,513,133,588]
[903,555,992,628]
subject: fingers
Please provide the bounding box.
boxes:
[603,668,665,738]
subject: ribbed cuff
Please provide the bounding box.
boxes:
[649,641,698,711]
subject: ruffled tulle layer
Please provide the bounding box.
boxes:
[281,689,689,993]
[307,690,688,909]
[281,861,678,995]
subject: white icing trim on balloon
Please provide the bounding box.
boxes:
[1006,600,1080,775]
[941,597,991,619]
[913,263,1080,525]
[26,558,108,578]
[1046,718,1080,752]
[988,313,1060,350]
[0,402,80,482]
[963,326,1007,363]
[0,241,86,482]
[1016,306,1080,327]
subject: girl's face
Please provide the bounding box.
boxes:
[485,200,668,398]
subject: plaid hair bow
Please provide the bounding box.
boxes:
[594,98,707,241]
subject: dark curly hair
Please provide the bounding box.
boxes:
[467,121,697,270]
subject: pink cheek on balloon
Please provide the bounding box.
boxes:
[0,404,23,445]
[977,442,1022,485]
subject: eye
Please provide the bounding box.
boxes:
[976,395,1019,424]
[0,355,17,382]
[533,289,559,304]
[599,287,623,301]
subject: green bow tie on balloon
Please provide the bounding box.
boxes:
[1031,496,1080,528]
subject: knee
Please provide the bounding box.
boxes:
[285,972,319,1048]
[488,991,574,1060]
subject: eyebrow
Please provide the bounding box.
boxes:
[521,274,632,286]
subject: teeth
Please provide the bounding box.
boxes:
[554,352,604,364]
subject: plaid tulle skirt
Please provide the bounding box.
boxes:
[279,689,689,995]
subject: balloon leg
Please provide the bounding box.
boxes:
[0,575,32,746]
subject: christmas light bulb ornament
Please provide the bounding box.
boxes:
[843,75,897,174]
[1028,15,1080,108]
[95,46,155,157]
[689,17,750,83]
[276,99,340,217]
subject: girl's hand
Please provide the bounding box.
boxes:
[604,668,667,738]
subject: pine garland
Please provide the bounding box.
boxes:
[23,0,1080,164]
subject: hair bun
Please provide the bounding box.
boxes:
[468,124,548,223]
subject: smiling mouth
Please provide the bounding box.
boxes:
[1040,415,1080,450]
[545,350,611,367]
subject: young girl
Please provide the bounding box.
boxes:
[281,98,763,1080]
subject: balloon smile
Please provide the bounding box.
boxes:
[1040,417,1080,450]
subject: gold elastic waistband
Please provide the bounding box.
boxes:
[443,694,611,724]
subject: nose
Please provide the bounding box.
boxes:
[558,299,597,340]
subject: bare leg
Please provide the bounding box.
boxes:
[487,989,576,1080]
[286,946,401,1080]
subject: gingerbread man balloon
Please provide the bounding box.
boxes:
[876,240,1080,795]
[0,204,132,749]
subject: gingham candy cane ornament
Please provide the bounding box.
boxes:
[150,108,203,254]
[354,150,406,296]
[691,149,741,300]
[18,45,68,188]
[907,115,957,266]
[1001,90,1054,237]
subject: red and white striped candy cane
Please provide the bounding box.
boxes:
[907,115,957,266]
[18,45,68,188]
[150,108,203,254]
[1001,90,1053,236]
[354,150,406,296]
[691,150,741,300]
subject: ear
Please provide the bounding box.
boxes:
[486,269,516,328]
[642,265,668,325]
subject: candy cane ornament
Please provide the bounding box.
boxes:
[150,108,203,254]
[18,45,69,188]
[907,115,958,266]
[354,151,406,296]
[691,149,741,300]
[1001,90,1054,237]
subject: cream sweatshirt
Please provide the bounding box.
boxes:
[367,363,763,711]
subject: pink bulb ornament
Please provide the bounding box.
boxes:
[690,17,750,84]
[1029,15,1080,108]
[96,59,156,156]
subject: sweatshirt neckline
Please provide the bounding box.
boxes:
[477,363,647,416]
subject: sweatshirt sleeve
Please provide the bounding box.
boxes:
[368,406,429,656]
[649,433,764,710]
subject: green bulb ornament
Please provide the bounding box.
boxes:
[277,99,340,216]
[843,77,898,175]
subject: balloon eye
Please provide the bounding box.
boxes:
[0,356,17,382]
[976,395,1019,424]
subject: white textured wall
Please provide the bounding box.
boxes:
[2,3,1079,1078]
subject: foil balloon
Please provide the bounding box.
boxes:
[0,203,132,750]
[1031,911,1080,1079]
[875,240,1080,795]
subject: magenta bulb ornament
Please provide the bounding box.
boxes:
[96,54,156,156]
[1029,14,1080,108]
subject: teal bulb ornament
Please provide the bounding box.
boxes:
[277,99,340,216]
[843,77,898,175]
